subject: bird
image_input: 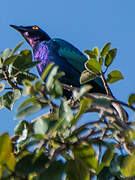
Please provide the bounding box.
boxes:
[10,25,106,97]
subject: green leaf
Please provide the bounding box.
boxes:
[120,154,135,177]
[46,66,59,92]
[20,61,40,71]
[54,80,63,97]
[39,161,64,180]
[3,55,17,66]
[75,85,92,100]
[11,42,24,55]
[72,98,92,125]
[1,90,21,110]
[66,158,90,180]
[15,153,49,176]
[14,120,29,136]
[99,57,103,65]
[19,49,32,64]
[97,167,113,180]
[102,147,114,166]
[100,42,111,57]
[105,48,117,67]
[59,100,74,122]
[16,104,41,119]
[0,133,16,171]
[93,47,99,56]
[73,143,98,170]
[33,118,48,135]
[85,59,101,74]
[128,94,135,106]
[16,72,38,85]
[84,50,97,59]
[80,70,97,84]
[0,133,12,164]
[17,97,40,112]
[2,48,11,60]
[107,70,123,84]
[41,62,54,81]
[0,82,5,92]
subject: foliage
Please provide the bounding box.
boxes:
[0,42,135,180]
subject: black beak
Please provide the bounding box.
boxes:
[10,25,27,32]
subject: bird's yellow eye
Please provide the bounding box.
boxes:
[32,26,39,30]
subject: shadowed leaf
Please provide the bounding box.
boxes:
[66,158,90,180]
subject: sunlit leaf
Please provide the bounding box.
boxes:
[84,50,97,59]
[107,70,123,84]
[100,42,111,57]
[46,66,59,92]
[3,55,17,66]
[0,133,11,163]
[120,154,135,177]
[0,133,15,171]
[72,98,92,125]
[41,62,54,81]
[16,104,41,119]
[17,97,40,112]
[2,48,11,60]
[33,118,48,135]
[59,100,74,122]
[93,47,99,56]
[105,48,117,67]
[6,153,16,171]
[85,59,101,74]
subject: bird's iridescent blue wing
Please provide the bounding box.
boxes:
[52,38,105,91]
[52,38,87,72]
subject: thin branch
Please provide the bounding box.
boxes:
[100,71,113,96]
[2,66,22,92]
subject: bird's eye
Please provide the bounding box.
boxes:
[32,26,39,30]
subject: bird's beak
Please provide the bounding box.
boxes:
[10,25,26,32]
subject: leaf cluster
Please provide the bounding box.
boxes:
[0,43,135,180]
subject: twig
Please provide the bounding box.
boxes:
[100,71,113,96]
[2,66,22,92]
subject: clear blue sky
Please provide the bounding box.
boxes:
[0,0,135,134]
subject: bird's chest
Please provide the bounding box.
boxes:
[34,43,54,75]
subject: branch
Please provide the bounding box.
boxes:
[2,66,22,92]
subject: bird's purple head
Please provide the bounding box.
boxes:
[10,25,51,48]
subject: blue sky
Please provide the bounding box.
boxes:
[0,0,135,134]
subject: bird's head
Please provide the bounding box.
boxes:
[10,25,51,48]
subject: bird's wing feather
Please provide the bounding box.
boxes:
[52,38,87,72]
[52,38,105,90]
